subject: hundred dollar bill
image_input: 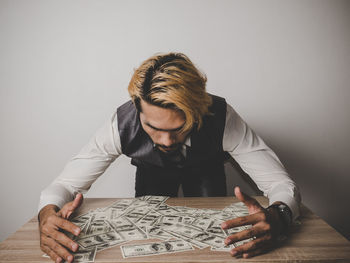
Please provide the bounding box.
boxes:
[107,217,147,241]
[210,244,234,251]
[146,226,174,240]
[146,196,169,202]
[158,222,204,239]
[191,216,213,230]
[163,229,209,249]
[119,226,148,241]
[105,199,136,212]
[137,195,169,203]
[146,196,170,208]
[171,206,198,216]
[69,246,97,262]
[123,207,151,223]
[108,216,136,232]
[134,209,162,229]
[120,239,193,258]
[212,211,236,221]
[81,219,112,237]
[105,207,124,220]
[158,215,182,224]
[180,215,196,224]
[156,205,180,216]
[191,232,227,249]
[77,230,124,249]
[205,220,227,238]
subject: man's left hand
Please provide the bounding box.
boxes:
[221,186,286,258]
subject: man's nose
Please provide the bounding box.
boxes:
[159,132,176,147]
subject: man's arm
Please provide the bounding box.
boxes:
[38,110,122,263]
[222,104,301,258]
[38,110,122,212]
[223,104,301,219]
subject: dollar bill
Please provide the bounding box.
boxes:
[135,210,162,229]
[158,215,183,224]
[205,220,227,238]
[146,226,174,240]
[120,239,193,258]
[210,244,234,251]
[77,230,124,249]
[64,246,97,262]
[191,216,213,230]
[83,219,112,237]
[161,229,209,249]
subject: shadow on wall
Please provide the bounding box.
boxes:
[224,156,263,197]
[224,145,350,241]
[280,148,350,242]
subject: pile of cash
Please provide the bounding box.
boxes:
[57,196,253,261]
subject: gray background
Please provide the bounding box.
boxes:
[1,0,349,242]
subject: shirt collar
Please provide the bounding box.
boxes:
[184,136,191,147]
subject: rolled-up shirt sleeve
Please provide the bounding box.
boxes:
[38,110,122,213]
[223,104,301,220]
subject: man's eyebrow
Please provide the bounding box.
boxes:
[145,122,184,132]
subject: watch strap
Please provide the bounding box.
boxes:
[268,203,292,236]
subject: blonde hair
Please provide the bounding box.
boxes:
[128,52,212,132]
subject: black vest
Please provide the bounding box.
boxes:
[117,94,227,169]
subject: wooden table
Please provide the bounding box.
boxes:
[1,197,350,263]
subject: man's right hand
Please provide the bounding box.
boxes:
[38,193,83,263]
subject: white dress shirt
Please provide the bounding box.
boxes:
[38,103,301,220]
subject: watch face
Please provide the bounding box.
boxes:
[279,204,287,212]
[277,204,292,226]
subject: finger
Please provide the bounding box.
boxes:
[43,235,74,263]
[225,225,267,245]
[59,193,83,219]
[230,235,270,257]
[235,187,262,213]
[41,244,62,263]
[54,216,81,236]
[221,212,266,229]
[47,229,79,252]
[70,193,84,212]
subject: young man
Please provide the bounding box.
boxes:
[38,53,301,262]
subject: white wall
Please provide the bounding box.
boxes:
[1,0,349,242]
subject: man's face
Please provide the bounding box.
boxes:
[139,99,190,153]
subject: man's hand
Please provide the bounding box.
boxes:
[221,187,286,259]
[38,193,83,263]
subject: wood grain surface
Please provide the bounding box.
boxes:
[1,197,350,263]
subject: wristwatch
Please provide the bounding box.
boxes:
[268,203,292,236]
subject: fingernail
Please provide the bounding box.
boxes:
[56,258,62,263]
[75,228,80,235]
[225,238,231,245]
[231,250,237,256]
[72,243,78,251]
[67,255,73,262]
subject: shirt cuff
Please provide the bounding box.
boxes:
[268,192,300,221]
[38,195,71,214]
